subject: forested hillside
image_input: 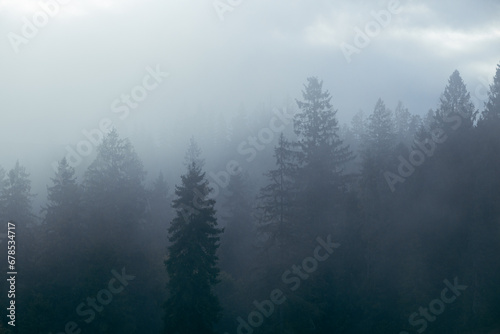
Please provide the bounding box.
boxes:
[1,64,500,334]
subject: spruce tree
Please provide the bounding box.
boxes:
[82,129,147,250]
[393,101,420,147]
[163,139,223,334]
[364,99,396,157]
[361,98,397,193]
[0,161,36,268]
[1,161,34,225]
[433,70,477,131]
[479,63,500,125]
[44,157,81,241]
[294,77,353,237]
[0,162,37,333]
[80,130,149,333]
[257,133,299,256]
[31,158,83,334]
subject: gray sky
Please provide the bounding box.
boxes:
[1,0,499,208]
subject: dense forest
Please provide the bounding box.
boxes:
[1,63,500,334]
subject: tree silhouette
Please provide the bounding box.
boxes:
[163,139,223,334]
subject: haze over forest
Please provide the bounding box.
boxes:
[0,0,500,333]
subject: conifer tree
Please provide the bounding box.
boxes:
[294,77,353,236]
[0,162,37,333]
[433,70,477,131]
[79,130,149,333]
[479,63,500,125]
[0,161,36,269]
[44,157,81,241]
[361,98,397,192]
[163,139,223,334]
[364,99,396,158]
[393,101,420,147]
[41,157,83,284]
[257,133,299,256]
[1,161,34,225]
[82,129,147,250]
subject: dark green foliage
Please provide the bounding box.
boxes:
[163,139,223,334]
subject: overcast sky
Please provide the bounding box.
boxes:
[1,0,499,207]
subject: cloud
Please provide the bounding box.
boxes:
[0,0,137,18]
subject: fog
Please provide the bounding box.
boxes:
[1,0,500,333]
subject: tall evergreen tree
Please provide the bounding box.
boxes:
[256,133,299,256]
[44,157,81,241]
[0,161,36,268]
[393,101,420,147]
[79,130,150,333]
[293,77,353,237]
[364,99,396,157]
[433,70,477,131]
[24,158,83,334]
[41,157,83,282]
[253,133,305,334]
[0,162,37,332]
[470,63,500,326]
[361,98,398,191]
[1,161,35,225]
[82,129,147,251]
[163,139,223,334]
[479,63,500,125]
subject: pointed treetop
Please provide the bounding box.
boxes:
[52,157,76,184]
[296,77,333,110]
[482,63,500,122]
[431,69,477,129]
[184,137,204,169]
[294,77,340,148]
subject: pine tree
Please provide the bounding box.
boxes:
[44,157,81,241]
[479,63,500,125]
[82,129,147,250]
[0,160,36,267]
[350,110,366,156]
[361,98,397,189]
[433,70,477,131]
[470,64,500,324]
[393,101,420,147]
[25,158,84,334]
[294,77,353,236]
[1,161,35,225]
[256,131,332,334]
[163,139,223,334]
[364,98,396,158]
[359,99,398,294]
[294,77,353,173]
[79,130,149,333]
[41,157,83,284]
[0,162,38,333]
[257,133,299,255]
